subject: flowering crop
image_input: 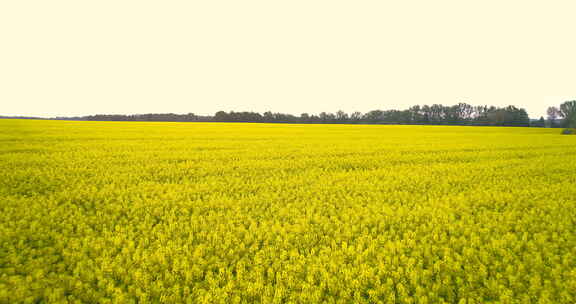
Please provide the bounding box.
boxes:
[1,119,575,303]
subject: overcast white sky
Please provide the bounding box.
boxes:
[1,1,575,118]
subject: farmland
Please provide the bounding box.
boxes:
[1,119,575,303]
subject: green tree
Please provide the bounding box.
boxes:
[547,106,560,128]
[559,100,576,128]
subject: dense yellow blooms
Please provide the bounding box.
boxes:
[1,119,575,303]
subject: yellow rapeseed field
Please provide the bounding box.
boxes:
[1,119,575,304]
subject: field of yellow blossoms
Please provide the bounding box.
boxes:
[1,119,575,303]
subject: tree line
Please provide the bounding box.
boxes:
[213,104,532,126]
[7,101,574,128]
[60,113,212,122]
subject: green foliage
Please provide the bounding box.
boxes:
[561,128,575,135]
[1,120,575,303]
[559,100,576,128]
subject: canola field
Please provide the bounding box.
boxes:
[1,119,575,304]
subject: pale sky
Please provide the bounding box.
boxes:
[1,1,575,119]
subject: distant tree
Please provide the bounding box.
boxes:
[362,110,384,123]
[335,110,349,122]
[487,108,509,126]
[473,105,489,125]
[420,105,431,123]
[408,105,423,123]
[318,112,329,123]
[445,104,461,123]
[559,100,576,128]
[318,112,336,123]
[214,111,228,122]
[430,104,444,122]
[458,102,474,121]
[185,113,197,121]
[506,106,530,127]
[326,113,336,122]
[263,111,274,123]
[547,106,560,128]
[350,111,362,123]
